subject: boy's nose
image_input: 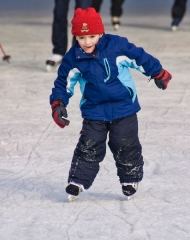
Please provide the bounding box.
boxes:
[85,38,91,45]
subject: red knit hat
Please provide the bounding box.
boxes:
[71,8,104,36]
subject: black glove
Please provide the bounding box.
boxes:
[151,69,172,90]
[51,99,70,128]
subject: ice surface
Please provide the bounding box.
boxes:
[0,0,190,239]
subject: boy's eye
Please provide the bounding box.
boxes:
[90,35,95,38]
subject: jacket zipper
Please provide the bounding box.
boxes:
[103,58,111,83]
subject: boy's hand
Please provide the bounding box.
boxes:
[151,69,172,90]
[51,99,70,128]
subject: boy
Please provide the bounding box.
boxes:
[50,8,172,202]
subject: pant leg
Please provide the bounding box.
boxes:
[68,119,108,189]
[75,0,93,9]
[91,0,103,12]
[111,0,125,17]
[171,0,187,19]
[108,114,144,184]
[52,0,69,56]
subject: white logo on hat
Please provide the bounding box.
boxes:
[81,23,89,32]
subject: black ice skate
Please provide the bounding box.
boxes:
[66,183,84,202]
[46,54,63,72]
[122,182,139,200]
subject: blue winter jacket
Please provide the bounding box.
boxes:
[50,34,162,121]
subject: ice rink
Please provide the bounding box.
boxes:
[1,0,190,239]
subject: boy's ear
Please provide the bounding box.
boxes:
[99,34,103,37]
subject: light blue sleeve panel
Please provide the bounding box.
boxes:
[116,56,144,102]
[66,67,87,106]
[116,56,145,73]
[66,68,81,96]
[78,77,87,106]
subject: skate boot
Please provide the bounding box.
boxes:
[171,18,181,32]
[66,182,84,202]
[122,182,139,200]
[112,16,120,30]
[46,54,63,72]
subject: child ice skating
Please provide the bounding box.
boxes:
[50,8,172,202]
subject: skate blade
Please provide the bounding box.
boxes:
[113,24,120,30]
[127,196,132,201]
[172,26,178,32]
[68,195,79,203]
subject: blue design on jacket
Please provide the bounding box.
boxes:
[50,34,162,121]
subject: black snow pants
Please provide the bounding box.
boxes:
[171,0,187,20]
[68,114,144,190]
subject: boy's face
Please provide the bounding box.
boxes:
[76,34,103,54]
